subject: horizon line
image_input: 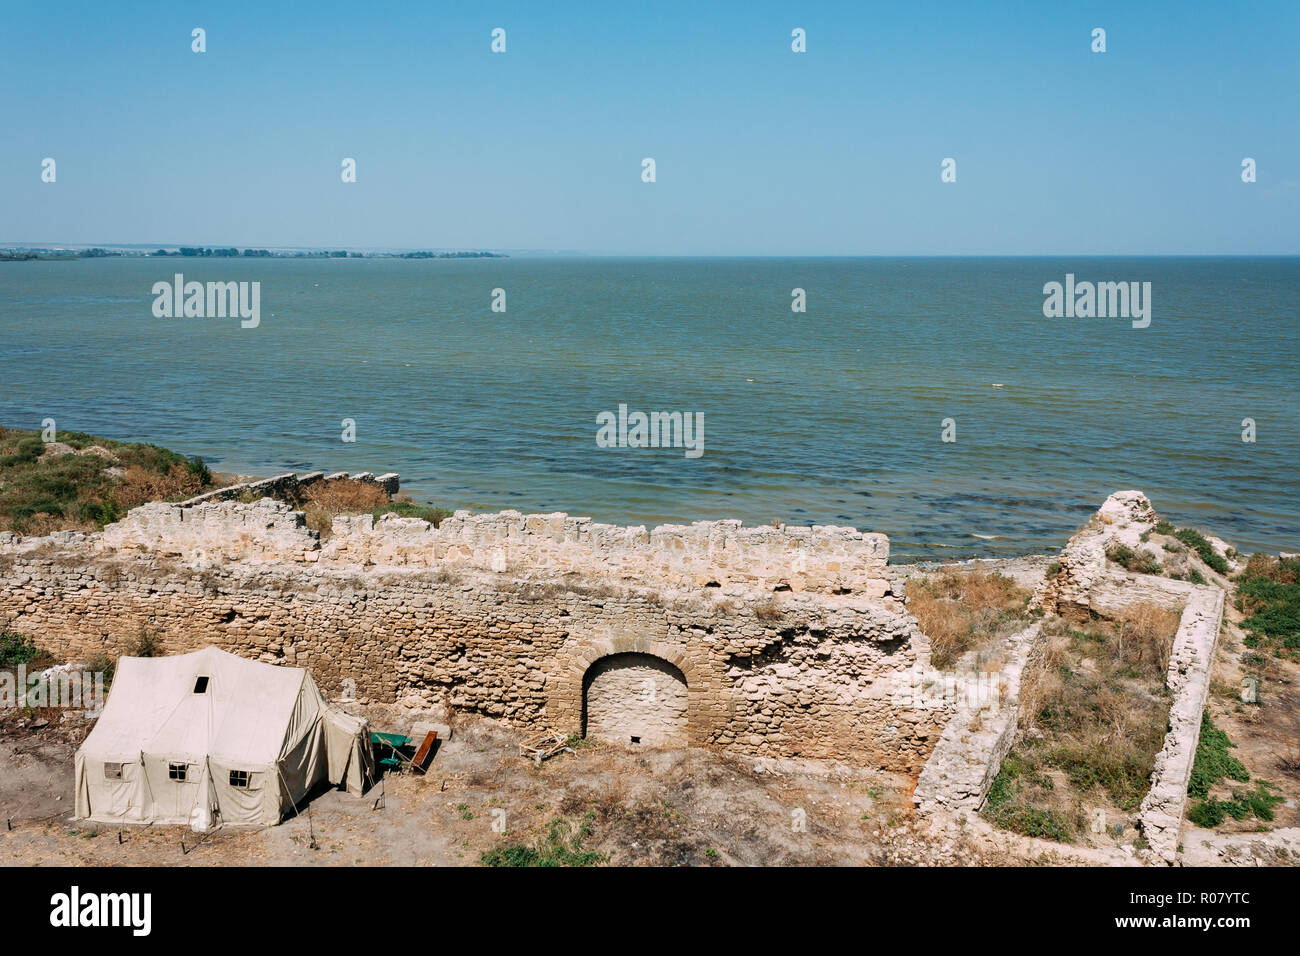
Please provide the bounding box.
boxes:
[4,243,1300,259]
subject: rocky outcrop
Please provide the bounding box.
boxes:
[1037,490,1161,618]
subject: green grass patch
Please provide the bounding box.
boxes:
[982,759,1073,842]
[480,813,607,867]
[1187,713,1250,799]
[0,631,40,669]
[1188,781,1284,829]
[1234,554,1300,659]
[369,500,453,527]
[1172,528,1231,575]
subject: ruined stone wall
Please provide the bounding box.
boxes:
[96,500,893,599]
[0,513,942,772]
[178,470,400,508]
[1137,585,1226,865]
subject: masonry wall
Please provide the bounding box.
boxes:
[0,524,943,772]
[97,500,895,600]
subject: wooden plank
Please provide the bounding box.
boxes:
[411,731,438,774]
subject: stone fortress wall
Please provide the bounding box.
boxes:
[0,473,943,773]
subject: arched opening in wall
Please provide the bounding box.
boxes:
[582,653,688,747]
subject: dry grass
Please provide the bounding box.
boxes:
[1115,602,1181,677]
[6,512,97,535]
[909,568,1032,669]
[1242,552,1297,585]
[113,463,207,508]
[300,479,393,534]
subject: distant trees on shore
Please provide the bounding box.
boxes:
[3,246,507,261]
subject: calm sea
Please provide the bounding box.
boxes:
[1,256,1296,560]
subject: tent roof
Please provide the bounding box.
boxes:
[84,646,313,766]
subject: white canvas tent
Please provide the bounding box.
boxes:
[75,646,375,831]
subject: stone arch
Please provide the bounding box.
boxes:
[583,653,688,746]
[548,634,729,746]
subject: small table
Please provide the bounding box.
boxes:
[370,731,411,773]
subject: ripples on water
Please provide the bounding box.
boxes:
[1,256,1296,559]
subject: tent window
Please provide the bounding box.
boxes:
[229,770,250,789]
[103,762,122,780]
[193,676,210,694]
[168,762,188,782]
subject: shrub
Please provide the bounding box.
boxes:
[1189,781,1284,829]
[113,463,206,508]
[1173,528,1231,575]
[85,652,117,686]
[0,631,39,668]
[0,437,44,467]
[297,479,433,535]
[127,629,164,658]
[1105,543,1162,575]
[1115,602,1180,677]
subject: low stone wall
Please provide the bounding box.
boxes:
[1137,584,1226,865]
[178,470,400,508]
[923,489,1229,864]
[913,623,1043,815]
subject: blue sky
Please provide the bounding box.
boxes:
[2,0,1297,254]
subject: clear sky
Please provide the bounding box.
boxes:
[2,0,1297,255]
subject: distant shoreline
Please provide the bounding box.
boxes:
[0,247,507,262]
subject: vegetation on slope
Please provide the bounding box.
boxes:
[0,426,214,534]
[1234,553,1300,660]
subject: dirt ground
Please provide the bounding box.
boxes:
[0,711,1036,867]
